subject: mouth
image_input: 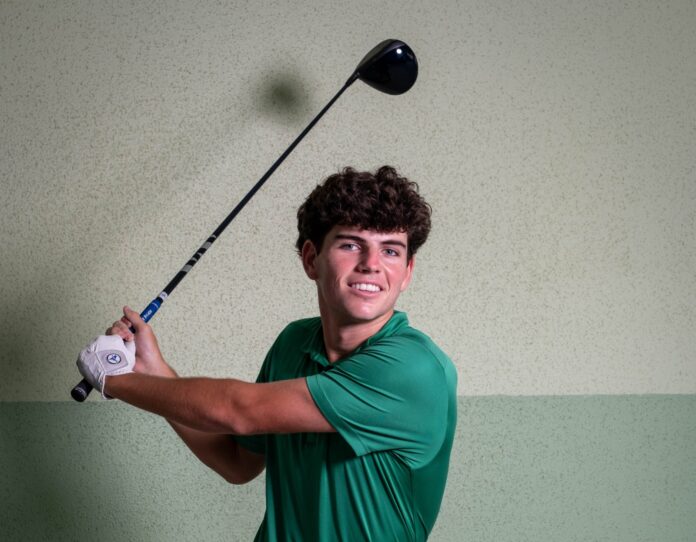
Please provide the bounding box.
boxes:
[349,282,382,293]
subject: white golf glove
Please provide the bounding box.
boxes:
[77,335,136,399]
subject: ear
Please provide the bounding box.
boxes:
[399,255,416,292]
[301,240,319,280]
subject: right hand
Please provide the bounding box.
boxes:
[106,306,175,378]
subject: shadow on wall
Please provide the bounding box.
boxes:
[0,403,266,541]
[0,69,313,540]
[253,68,312,126]
[0,64,315,399]
[0,403,150,540]
[1,267,150,531]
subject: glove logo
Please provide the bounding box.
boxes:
[106,353,122,365]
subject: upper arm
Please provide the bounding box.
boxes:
[230,320,335,436]
[304,341,450,466]
[235,378,335,435]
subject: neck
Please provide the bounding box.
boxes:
[320,310,394,363]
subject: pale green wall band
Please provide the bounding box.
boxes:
[2,396,694,541]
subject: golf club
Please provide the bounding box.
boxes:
[71,38,418,401]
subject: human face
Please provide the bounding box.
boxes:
[302,226,414,328]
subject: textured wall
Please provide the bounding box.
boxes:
[1,0,694,399]
[1,1,695,540]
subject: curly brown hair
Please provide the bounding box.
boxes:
[296,166,431,260]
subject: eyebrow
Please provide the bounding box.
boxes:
[333,233,407,249]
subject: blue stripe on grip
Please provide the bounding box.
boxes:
[140,298,162,323]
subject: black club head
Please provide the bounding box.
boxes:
[351,39,418,95]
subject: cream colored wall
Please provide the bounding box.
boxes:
[1,0,694,400]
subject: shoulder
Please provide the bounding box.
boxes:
[363,324,457,388]
[259,317,322,382]
[267,316,321,358]
[275,316,321,344]
[375,323,452,366]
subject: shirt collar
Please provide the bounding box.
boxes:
[302,311,409,367]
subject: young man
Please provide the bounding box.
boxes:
[78,166,457,541]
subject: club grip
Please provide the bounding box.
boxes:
[71,379,93,402]
[70,298,162,402]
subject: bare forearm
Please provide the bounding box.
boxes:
[107,368,263,482]
[100,309,267,482]
[104,372,253,434]
[168,422,264,484]
[105,358,332,449]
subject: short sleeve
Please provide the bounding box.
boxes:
[306,337,448,467]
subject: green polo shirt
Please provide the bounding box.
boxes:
[237,311,457,541]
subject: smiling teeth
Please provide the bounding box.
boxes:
[351,283,381,292]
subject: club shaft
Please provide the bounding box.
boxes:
[162,77,355,298]
[71,77,356,402]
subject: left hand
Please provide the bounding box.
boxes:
[77,335,136,398]
[106,306,173,377]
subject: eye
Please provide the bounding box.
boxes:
[339,242,360,251]
[383,248,400,257]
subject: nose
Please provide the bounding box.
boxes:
[357,247,380,272]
